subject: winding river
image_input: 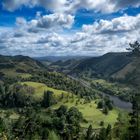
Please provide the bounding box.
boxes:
[68,75,132,111]
[101,92,132,112]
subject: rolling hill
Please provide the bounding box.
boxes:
[0,55,45,78]
[69,52,132,78]
[67,52,140,89]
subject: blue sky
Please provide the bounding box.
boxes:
[0,0,140,56]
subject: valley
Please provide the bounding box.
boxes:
[0,48,139,140]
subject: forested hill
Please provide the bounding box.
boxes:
[0,55,44,69]
[0,55,45,78]
[69,52,132,78]
[67,52,140,88]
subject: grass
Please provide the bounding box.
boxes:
[22,81,70,100]
[21,81,125,129]
[52,97,119,128]
[1,69,32,78]
[48,131,60,140]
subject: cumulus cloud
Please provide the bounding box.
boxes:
[1,0,66,12]
[16,13,74,31]
[35,13,74,29]
[110,0,140,10]
[2,0,140,13]
[1,13,140,56]
[36,32,69,47]
[82,14,140,34]
[1,0,140,56]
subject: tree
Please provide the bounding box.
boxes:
[0,84,5,107]
[85,125,94,140]
[103,106,109,115]
[0,118,5,133]
[127,41,140,57]
[42,90,55,107]
[126,41,140,140]
[56,105,67,117]
[66,107,83,139]
[97,101,103,109]
[106,124,111,137]
[98,127,107,140]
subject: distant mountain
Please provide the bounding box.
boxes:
[114,58,140,88]
[69,52,132,78]
[0,55,45,78]
[48,58,86,73]
[34,56,90,62]
[67,52,140,88]
[0,53,139,88]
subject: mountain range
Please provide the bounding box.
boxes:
[0,52,139,88]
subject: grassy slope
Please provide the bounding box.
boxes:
[1,69,32,78]
[22,81,131,130]
[22,81,119,128]
[53,98,119,128]
[0,55,44,79]
[22,81,70,100]
[0,81,126,135]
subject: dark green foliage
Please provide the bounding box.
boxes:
[56,105,67,117]
[42,90,55,107]
[103,106,109,115]
[30,71,96,98]
[0,118,5,133]
[127,41,140,57]
[106,124,111,135]
[67,107,83,124]
[126,95,140,140]
[100,121,104,127]
[125,41,140,140]
[97,97,113,114]
[97,101,104,109]
[0,83,36,108]
[104,97,113,110]
[85,125,94,140]
[98,127,107,140]
[10,106,83,140]
[97,125,112,140]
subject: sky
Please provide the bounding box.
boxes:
[0,0,140,57]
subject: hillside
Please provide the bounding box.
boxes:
[35,56,90,62]
[21,81,119,128]
[69,52,132,79]
[48,59,84,73]
[117,58,140,88]
[0,55,45,78]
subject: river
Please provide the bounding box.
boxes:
[68,75,132,111]
[101,92,132,112]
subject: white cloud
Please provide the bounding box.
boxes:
[1,2,140,56]
[1,0,66,12]
[16,17,27,26]
[82,14,140,34]
[16,13,74,31]
[2,0,140,13]
[35,13,74,29]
